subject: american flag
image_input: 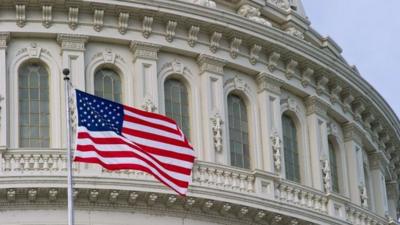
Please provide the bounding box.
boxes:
[74,90,195,195]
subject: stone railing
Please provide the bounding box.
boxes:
[191,161,255,193]
[345,203,387,225]
[275,179,329,214]
[0,149,391,225]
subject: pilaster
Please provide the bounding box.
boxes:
[386,181,399,220]
[129,41,160,111]
[256,72,284,173]
[368,152,389,216]
[343,122,364,205]
[0,32,10,151]
[197,54,226,163]
[57,34,88,90]
[305,96,329,191]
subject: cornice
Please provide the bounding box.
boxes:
[256,72,284,95]
[197,54,226,75]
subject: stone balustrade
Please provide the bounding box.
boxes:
[0,149,392,225]
[275,179,329,214]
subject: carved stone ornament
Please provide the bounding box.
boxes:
[142,16,154,38]
[270,129,282,172]
[28,188,38,202]
[192,0,216,8]
[285,59,298,79]
[249,44,261,65]
[48,188,58,202]
[224,76,251,95]
[27,43,42,58]
[42,5,52,28]
[270,214,283,225]
[0,33,9,49]
[210,31,222,53]
[89,189,99,202]
[327,121,338,137]
[68,7,79,30]
[16,5,26,28]
[330,84,342,104]
[128,192,139,205]
[342,92,355,113]
[7,189,16,202]
[256,72,283,95]
[237,207,249,218]
[147,193,158,206]
[184,198,196,210]
[109,190,119,203]
[201,200,214,212]
[165,20,177,42]
[219,203,232,215]
[286,27,304,40]
[103,48,116,63]
[211,113,223,153]
[321,158,332,193]
[268,52,281,72]
[254,211,266,222]
[57,34,88,51]
[316,76,329,96]
[118,12,129,35]
[301,68,314,88]
[188,25,200,47]
[237,5,271,26]
[268,0,289,10]
[141,97,157,113]
[281,97,300,114]
[359,184,368,208]
[93,9,104,32]
[230,37,242,59]
[197,54,225,75]
[165,195,177,207]
[129,41,160,62]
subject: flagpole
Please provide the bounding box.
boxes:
[63,68,74,225]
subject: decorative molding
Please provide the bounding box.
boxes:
[224,75,251,95]
[256,72,283,95]
[301,68,314,88]
[359,185,369,208]
[210,113,223,153]
[281,97,301,115]
[237,4,271,26]
[109,190,119,203]
[342,89,355,113]
[305,96,328,117]
[93,9,104,32]
[142,16,153,38]
[343,122,364,144]
[268,52,280,72]
[285,59,298,80]
[42,5,52,28]
[316,76,329,96]
[270,129,282,172]
[197,54,226,75]
[118,12,130,35]
[129,41,160,62]
[352,100,366,124]
[7,189,16,202]
[57,34,89,51]
[249,44,261,65]
[68,7,79,30]
[165,20,177,42]
[210,31,222,53]
[201,200,213,212]
[230,37,242,59]
[89,189,99,203]
[28,188,38,202]
[16,4,26,28]
[330,84,342,104]
[327,121,339,137]
[192,0,216,8]
[268,0,289,10]
[286,27,304,40]
[48,188,58,202]
[188,25,200,47]
[0,32,10,49]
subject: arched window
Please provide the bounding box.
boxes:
[19,63,50,148]
[329,140,339,193]
[228,94,250,169]
[164,79,190,138]
[282,114,300,182]
[94,68,121,103]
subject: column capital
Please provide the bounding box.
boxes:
[0,32,10,49]
[57,34,88,51]
[256,72,284,95]
[129,41,160,62]
[343,122,364,144]
[368,151,389,171]
[197,54,226,75]
[305,96,329,118]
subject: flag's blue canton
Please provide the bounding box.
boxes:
[76,90,124,135]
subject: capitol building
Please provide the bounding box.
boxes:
[1,0,400,224]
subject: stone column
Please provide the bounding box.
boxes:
[57,34,88,90]
[129,41,160,111]
[57,34,88,148]
[0,32,9,169]
[343,122,364,205]
[369,152,390,216]
[256,72,284,173]
[386,181,399,220]
[305,96,329,191]
[197,54,226,163]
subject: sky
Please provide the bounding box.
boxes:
[302,0,400,119]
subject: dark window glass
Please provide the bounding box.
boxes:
[282,114,300,182]
[329,140,339,193]
[94,68,122,103]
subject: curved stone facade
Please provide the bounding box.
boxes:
[0,1,399,225]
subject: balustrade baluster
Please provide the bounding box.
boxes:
[43,155,49,171]
[300,191,307,206]
[239,174,246,192]
[307,193,314,209]
[246,175,254,192]
[4,154,11,171]
[231,173,239,190]
[33,154,40,170]
[215,169,223,186]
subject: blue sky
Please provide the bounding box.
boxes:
[302,1,400,118]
